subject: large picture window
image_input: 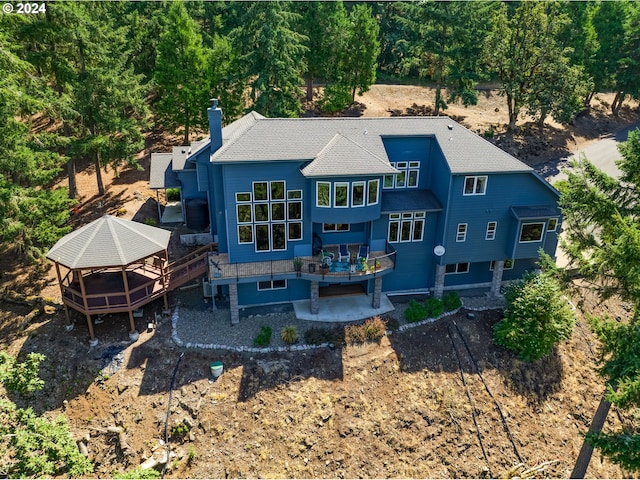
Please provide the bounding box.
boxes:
[388,212,425,243]
[519,222,544,242]
[237,181,302,251]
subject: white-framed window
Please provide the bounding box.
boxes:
[519,222,544,242]
[334,182,349,208]
[388,211,425,243]
[485,221,497,240]
[237,180,301,250]
[316,182,330,207]
[236,192,251,202]
[383,162,420,189]
[257,279,287,291]
[351,181,365,207]
[490,259,514,271]
[456,223,467,242]
[463,175,487,195]
[323,223,350,232]
[367,179,379,205]
[445,263,469,274]
[547,218,558,232]
[238,225,253,244]
[288,222,302,241]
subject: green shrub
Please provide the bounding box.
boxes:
[253,326,272,347]
[166,188,181,201]
[304,327,335,345]
[143,217,157,226]
[0,352,45,395]
[404,299,428,323]
[113,467,161,479]
[494,271,575,362]
[423,297,444,318]
[170,422,190,440]
[442,291,462,311]
[281,325,299,345]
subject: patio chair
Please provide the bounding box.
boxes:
[320,250,334,265]
[338,244,350,262]
[357,245,369,261]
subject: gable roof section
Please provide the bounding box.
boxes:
[149,153,180,190]
[210,116,532,174]
[46,215,171,269]
[300,134,398,177]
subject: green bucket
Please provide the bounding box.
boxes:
[210,361,224,378]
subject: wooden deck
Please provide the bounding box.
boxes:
[209,245,396,283]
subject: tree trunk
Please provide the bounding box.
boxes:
[506,93,518,132]
[183,115,190,145]
[538,111,547,132]
[434,86,442,117]
[611,91,625,117]
[67,158,77,199]
[95,151,105,196]
[584,91,595,108]
[305,76,313,102]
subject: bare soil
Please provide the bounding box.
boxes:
[1,85,639,478]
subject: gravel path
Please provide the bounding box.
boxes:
[171,292,505,353]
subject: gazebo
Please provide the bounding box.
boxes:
[46,215,172,345]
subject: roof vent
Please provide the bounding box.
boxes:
[363,128,368,135]
[447,124,453,130]
[181,148,186,154]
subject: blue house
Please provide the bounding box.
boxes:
[150,100,561,323]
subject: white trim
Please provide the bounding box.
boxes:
[445,262,470,274]
[322,223,350,233]
[257,279,287,291]
[287,201,302,221]
[413,218,425,241]
[456,223,467,242]
[334,182,349,208]
[237,225,253,244]
[485,221,497,240]
[287,222,302,241]
[236,204,252,224]
[519,222,544,243]
[287,189,302,200]
[254,224,270,252]
[271,223,287,251]
[252,181,269,201]
[352,181,366,207]
[270,180,286,201]
[367,179,380,205]
[236,192,251,203]
[547,217,558,232]
[463,175,488,196]
[316,181,331,208]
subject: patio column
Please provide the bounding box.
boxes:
[372,277,382,309]
[77,271,96,340]
[434,264,446,299]
[229,283,239,325]
[310,281,319,315]
[490,260,505,298]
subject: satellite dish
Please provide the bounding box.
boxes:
[434,245,445,256]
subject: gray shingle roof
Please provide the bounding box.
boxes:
[381,190,444,213]
[211,116,532,174]
[149,153,181,190]
[46,215,171,269]
[300,134,398,177]
[511,205,560,219]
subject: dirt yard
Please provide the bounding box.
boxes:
[1,85,640,478]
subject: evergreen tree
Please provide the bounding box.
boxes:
[232,1,308,117]
[154,1,211,143]
[559,130,640,471]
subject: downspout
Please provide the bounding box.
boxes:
[439,174,454,266]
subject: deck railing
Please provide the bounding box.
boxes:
[210,247,396,282]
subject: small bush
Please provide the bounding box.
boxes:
[281,325,299,345]
[253,326,272,347]
[113,468,161,479]
[166,188,181,201]
[170,422,190,440]
[143,217,157,226]
[363,316,387,342]
[442,291,462,311]
[404,299,428,323]
[187,446,197,467]
[345,323,367,344]
[304,327,334,345]
[423,297,444,318]
[0,352,45,395]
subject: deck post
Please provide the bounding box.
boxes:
[372,277,382,309]
[310,281,319,314]
[85,313,95,341]
[490,260,505,297]
[434,264,446,299]
[77,271,95,340]
[54,263,73,328]
[229,283,239,325]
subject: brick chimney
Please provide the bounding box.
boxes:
[208,99,223,153]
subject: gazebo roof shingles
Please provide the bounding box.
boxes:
[46,215,171,269]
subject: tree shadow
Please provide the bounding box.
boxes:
[499,348,564,405]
